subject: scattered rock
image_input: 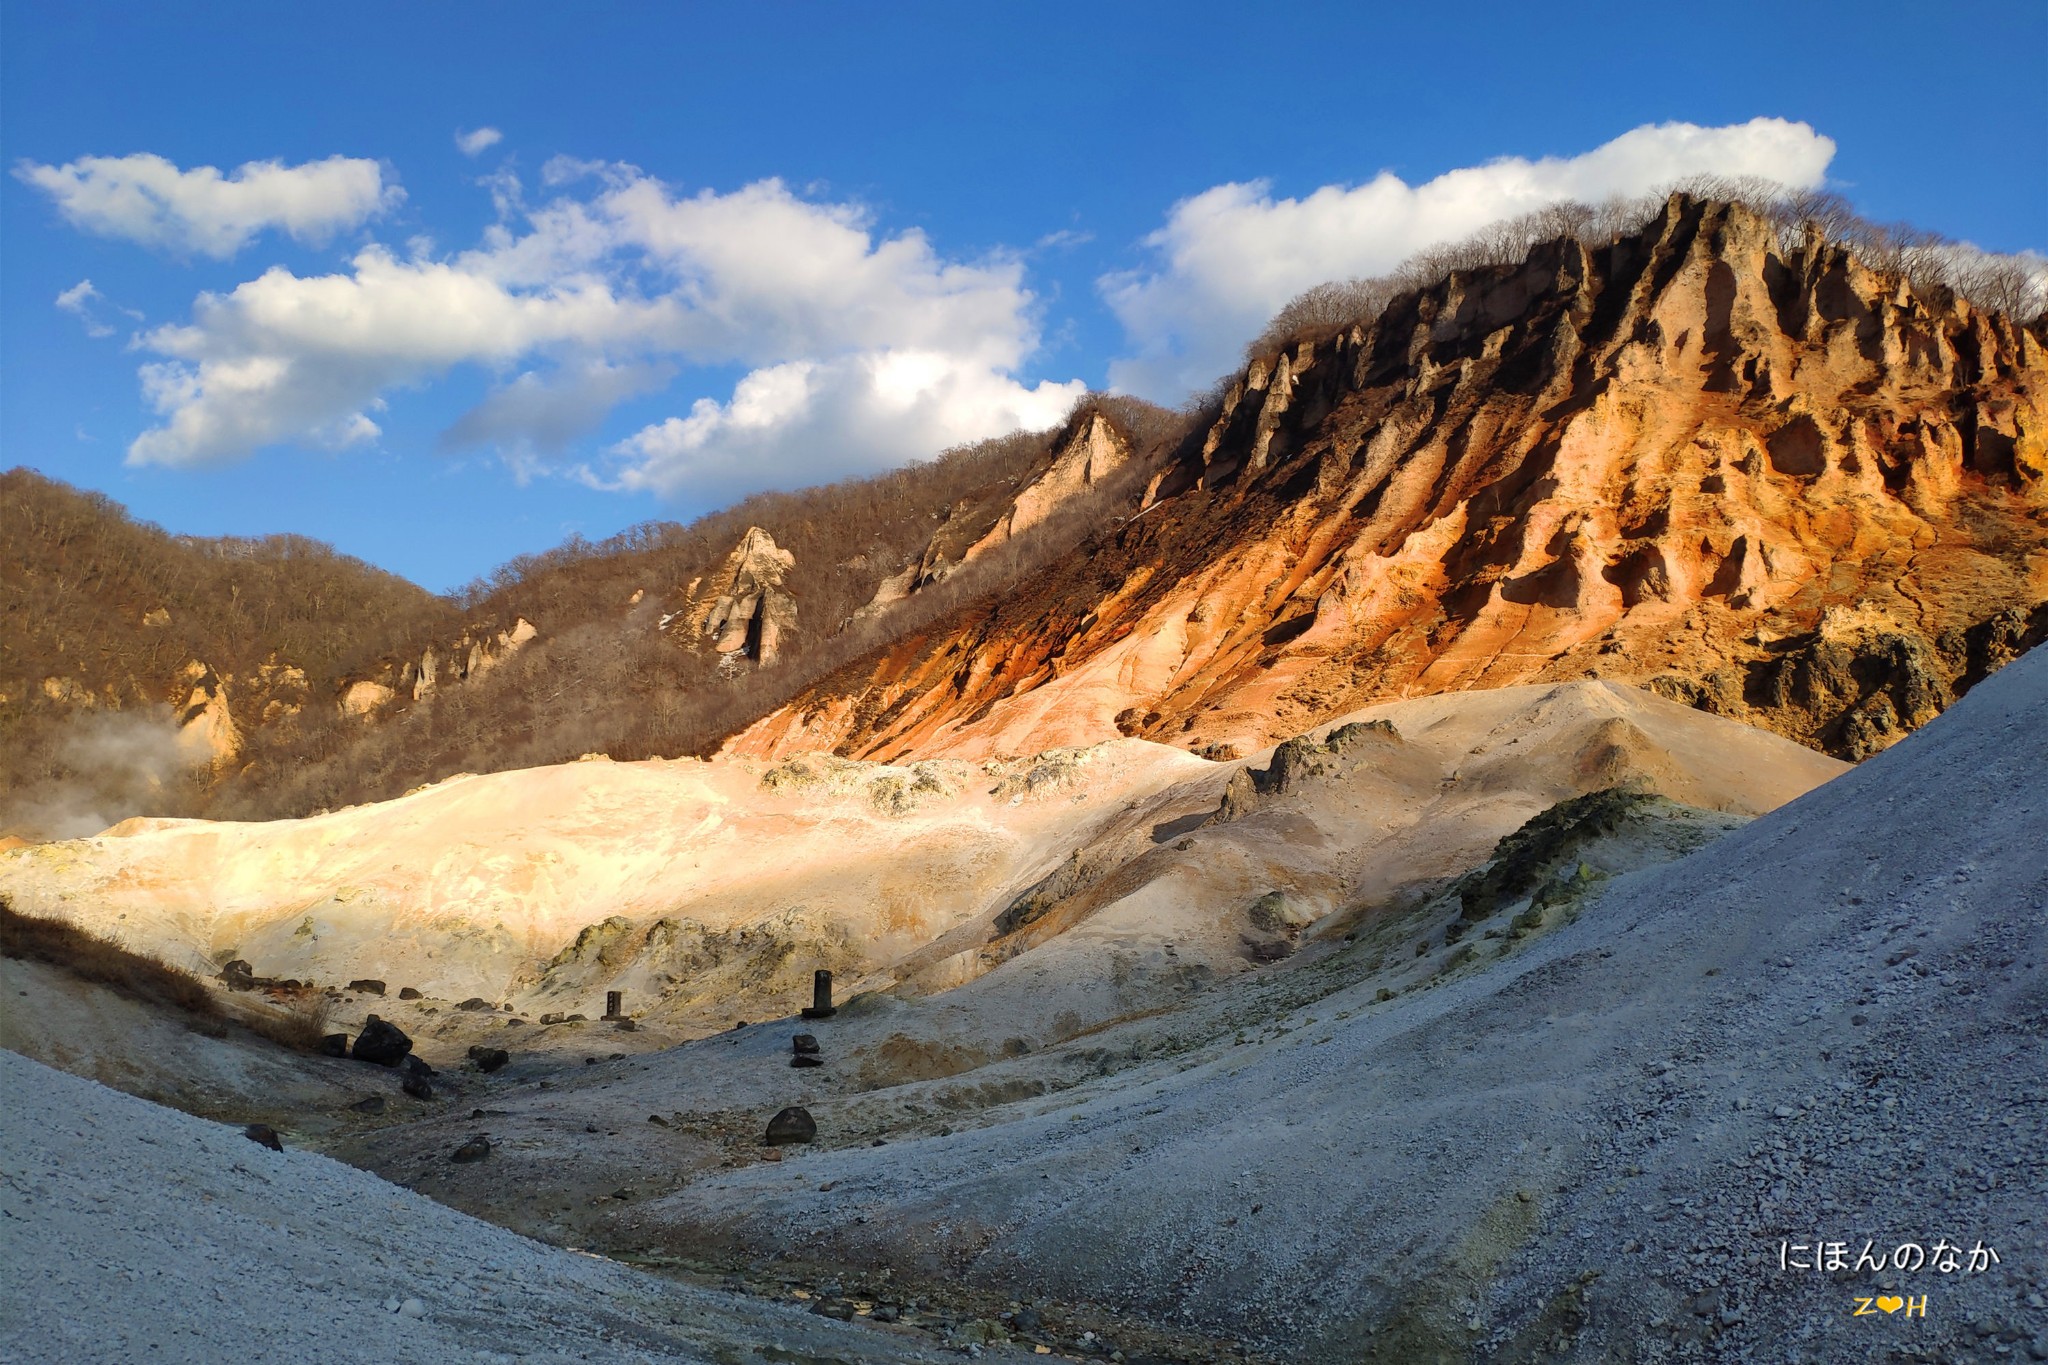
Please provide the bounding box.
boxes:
[455,997,493,1012]
[792,1033,821,1055]
[612,1017,637,1032]
[397,987,422,1000]
[957,1319,1009,1346]
[346,979,386,996]
[318,1033,349,1058]
[647,1114,669,1127]
[539,1012,565,1025]
[349,1095,386,1115]
[791,1055,825,1068]
[765,1106,817,1146]
[402,1054,436,1077]
[218,959,256,990]
[450,1135,491,1163]
[467,1046,510,1073]
[242,1123,283,1151]
[401,1075,434,1101]
[350,1015,412,1066]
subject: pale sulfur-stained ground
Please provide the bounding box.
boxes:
[12,670,2041,1360]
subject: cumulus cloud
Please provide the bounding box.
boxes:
[601,351,1084,497]
[456,127,504,157]
[14,152,400,258]
[440,358,676,467]
[119,167,1076,489]
[1103,118,1837,397]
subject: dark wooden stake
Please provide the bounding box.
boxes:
[801,969,836,1020]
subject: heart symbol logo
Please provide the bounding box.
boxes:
[1877,1296,1905,1314]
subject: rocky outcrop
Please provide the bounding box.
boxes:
[692,527,797,665]
[1649,600,2048,759]
[329,618,538,717]
[850,408,1141,627]
[727,196,2047,764]
[339,680,395,717]
[174,662,240,770]
[407,618,538,702]
[964,411,1132,559]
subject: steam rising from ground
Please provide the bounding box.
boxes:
[4,708,200,841]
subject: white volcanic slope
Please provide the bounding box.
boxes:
[0,742,1206,1004]
[0,1049,1036,1365]
[632,648,2048,1361]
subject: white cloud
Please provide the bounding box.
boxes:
[456,127,504,158]
[119,168,1076,484]
[14,153,400,258]
[55,279,116,337]
[1103,118,1837,397]
[601,351,1084,497]
[441,358,676,469]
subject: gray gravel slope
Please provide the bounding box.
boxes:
[0,1049,1032,1365]
[648,646,2048,1362]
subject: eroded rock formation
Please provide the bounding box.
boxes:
[332,617,540,717]
[852,408,1141,624]
[728,196,2047,763]
[668,527,798,666]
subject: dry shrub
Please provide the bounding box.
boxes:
[0,895,220,1019]
[237,988,334,1052]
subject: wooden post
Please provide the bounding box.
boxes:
[605,990,622,1019]
[801,969,835,1020]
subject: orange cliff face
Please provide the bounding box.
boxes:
[726,196,2048,765]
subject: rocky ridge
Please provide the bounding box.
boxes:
[726,195,2047,765]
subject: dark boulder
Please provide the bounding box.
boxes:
[765,1106,816,1146]
[467,1046,510,1073]
[351,1015,413,1066]
[402,1074,435,1101]
[402,1054,436,1077]
[397,986,422,1000]
[451,1135,491,1163]
[346,979,386,996]
[791,1033,821,1055]
[790,1055,824,1068]
[218,960,256,990]
[455,997,494,1012]
[242,1123,283,1151]
[319,1033,350,1058]
[349,1095,386,1114]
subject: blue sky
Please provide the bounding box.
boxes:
[6,0,2043,593]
